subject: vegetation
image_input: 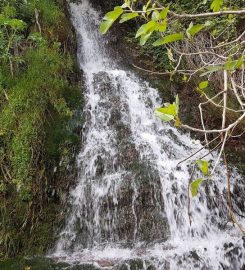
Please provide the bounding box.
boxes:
[0,0,82,258]
[100,0,245,233]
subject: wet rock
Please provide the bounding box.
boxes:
[69,265,102,270]
[109,108,122,125]
[115,123,132,142]
[118,142,139,170]
[95,155,104,175]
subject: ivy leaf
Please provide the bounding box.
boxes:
[190,178,204,197]
[120,12,138,23]
[196,160,209,175]
[136,20,156,38]
[199,81,209,90]
[211,0,223,12]
[153,33,184,46]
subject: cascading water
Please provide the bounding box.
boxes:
[52,1,245,269]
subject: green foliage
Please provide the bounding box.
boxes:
[190,178,204,197]
[120,12,138,23]
[100,0,243,53]
[136,21,156,38]
[186,22,204,38]
[0,43,75,196]
[196,160,209,175]
[198,81,209,90]
[0,6,26,66]
[0,0,81,258]
[189,160,209,197]
[153,33,184,46]
[155,95,181,126]
[211,0,223,12]
[200,56,245,77]
[100,6,123,34]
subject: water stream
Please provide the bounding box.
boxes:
[51,1,245,269]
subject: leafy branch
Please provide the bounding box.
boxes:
[100,0,245,233]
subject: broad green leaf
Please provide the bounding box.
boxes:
[140,32,153,45]
[153,32,184,46]
[155,96,179,122]
[211,0,223,12]
[156,20,167,32]
[136,20,156,38]
[152,10,160,21]
[157,103,177,116]
[187,22,204,37]
[100,7,123,34]
[155,110,175,122]
[199,81,209,90]
[104,6,123,21]
[190,178,204,197]
[196,160,209,175]
[160,5,170,19]
[120,12,138,23]
[100,20,114,34]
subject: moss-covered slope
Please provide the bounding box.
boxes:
[0,0,82,258]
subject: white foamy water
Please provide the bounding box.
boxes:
[52,1,245,269]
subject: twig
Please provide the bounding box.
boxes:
[181,112,245,133]
[177,134,221,166]
[35,8,42,34]
[223,151,245,235]
[188,165,196,227]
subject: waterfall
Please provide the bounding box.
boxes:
[52,1,245,269]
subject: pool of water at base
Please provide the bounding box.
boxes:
[0,257,100,270]
[0,257,157,270]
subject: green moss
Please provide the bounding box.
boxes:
[0,0,82,259]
